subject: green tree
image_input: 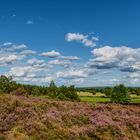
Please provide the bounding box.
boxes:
[67,85,80,101]
[111,84,130,103]
[135,88,140,96]
[0,75,17,93]
[104,87,112,97]
[31,87,41,96]
[48,80,57,97]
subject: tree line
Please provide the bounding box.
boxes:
[0,75,80,101]
[1,75,139,103]
[77,86,140,97]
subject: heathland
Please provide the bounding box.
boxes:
[0,75,140,140]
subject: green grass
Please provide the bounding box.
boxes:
[80,96,110,103]
[79,92,140,103]
[131,97,140,103]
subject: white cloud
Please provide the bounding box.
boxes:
[128,72,140,78]
[1,43,28,52]
[0,54,24,66]
[12,44,27,50]
[8,66,29,77]
[102,78,120,85]
[88,46,140,72]
[40,76,54,83]
[3,42,13,46]
[48,59,71,67]
[20,50,36,55]
[8,65,46,78]
[65,33,97,47]
[56,69,88,79]
[66,33,85,41]
[58,55,80,60]
[2,34,140,86]
[41,50,60,58]
[92,36,99,41]
[130,78,139,84]
[7,65,55,84]
[73,78,84,83]
[0,55,17,64]
[27,58,45,65]
[27,58,50,69]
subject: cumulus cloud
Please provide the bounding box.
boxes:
[56,69,88,79]
[65,33,98,47]
[12,44,27,50]
[2,33,140,86]
[27,58,45,65]
[0,54,25,66]
[20,50,36,55]
[58,55,80,60]
[7,65,55,84]
[48,59,71,67]
[8,64,48,78]
[41,50,60,58]
[0,55,18,65]
[129,73,140,78]
[1,44,28,52]
[27,58,50,69]
[8,66,28,77]
[88,46,140,72]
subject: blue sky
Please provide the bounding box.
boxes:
[1,0,140,86]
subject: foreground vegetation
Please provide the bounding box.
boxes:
[0,94,140,140]
[0,75,140,139]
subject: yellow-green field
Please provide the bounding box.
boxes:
[77,91,105,97]
[78,91,140,103]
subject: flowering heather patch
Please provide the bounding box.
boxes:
[0,94,140,140]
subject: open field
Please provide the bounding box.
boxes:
[0,94,140,140]
[78,91,140,103]
[77,91,105,97]
[80,96,110,103]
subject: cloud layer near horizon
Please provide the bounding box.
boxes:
[0,32,139,86]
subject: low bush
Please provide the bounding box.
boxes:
[10,87,28,96]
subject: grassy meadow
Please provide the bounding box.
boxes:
[78,91,140,103]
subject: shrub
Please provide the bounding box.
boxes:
[57,85,80,101]
[111,84,130,103]
[31,87,41,96]
[57,93,67,100]
[67,86,80,101]
[11,87,28,96]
